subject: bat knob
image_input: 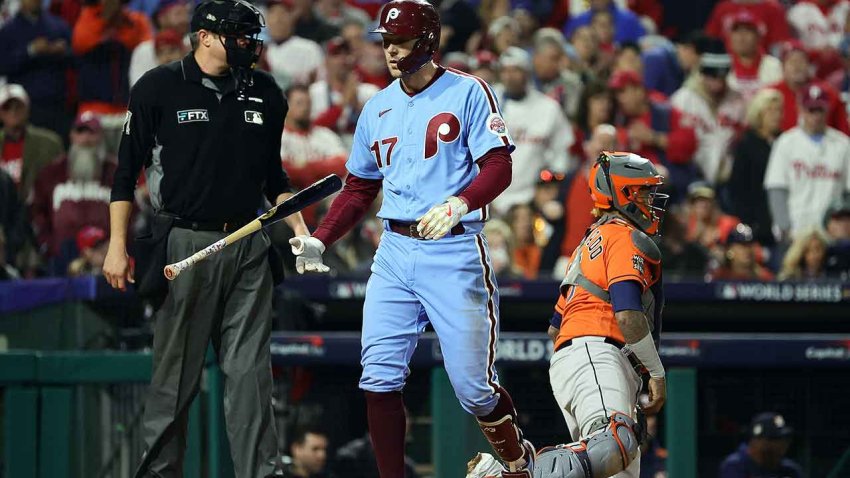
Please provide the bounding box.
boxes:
[164,265,178,281]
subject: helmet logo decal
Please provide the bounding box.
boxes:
[425,112,461,159]
[386,7,400,21]
[206,13,216,21]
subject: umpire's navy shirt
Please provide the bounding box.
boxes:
[111,52,291,222]
[718,443,804,478]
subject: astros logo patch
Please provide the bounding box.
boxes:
[486,113,507,136]
[177,109,209,123]
[244,111,264,125]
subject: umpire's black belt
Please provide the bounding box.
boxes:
[171,216,254,233]
[388,220,465,239]
[555,336,643,371]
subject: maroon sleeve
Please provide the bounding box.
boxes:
[458,147,512,212]
[313,173,381,247]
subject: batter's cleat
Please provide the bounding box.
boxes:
[502,440,536,478]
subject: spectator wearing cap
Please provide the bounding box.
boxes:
[292,0,339,44]
[709,223,774,281]
[705,0,791,52]
[724,10,783,101]
[727,88,783,245]
[769,40,850,135]
[262,0,324,91]
[0,0,72,137]
[72,0,152,115]
[718,412,802,478]
[673,30,711,87]
[609,68,698,200]
[66,225,109,277]
[31,112,116,258]
[684,181,741,254]
[491,47,574,215]
[310,37,379,140]
[280,84,347,224]
[531,28,584,118]
[778,226,831,281]
[128,0,191,87]
[824,198,850,278]
[0,84,64,202]
[563,0,646,44]
[764,83,850,241]
[671,38,747,184]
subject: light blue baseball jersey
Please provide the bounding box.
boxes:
[346,68,515,222]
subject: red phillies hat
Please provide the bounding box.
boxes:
[73,111,102,133]
[779,39,809,62]
[729,10,765,34]
[608,70,643,90]
[76,226,107,251]
[802,84,830,110]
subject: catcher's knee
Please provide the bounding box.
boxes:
[534,412,640,478]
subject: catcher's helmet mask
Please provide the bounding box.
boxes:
[593,152,668,235]
[372,0,441,75]
[192,0,265,89]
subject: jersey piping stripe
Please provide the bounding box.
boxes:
[445,67,511,148]
[475,234,499,394]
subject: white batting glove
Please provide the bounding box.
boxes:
[288,236,330,274]
[416,196,468,240]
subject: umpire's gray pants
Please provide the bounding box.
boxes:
[136,227,281,478]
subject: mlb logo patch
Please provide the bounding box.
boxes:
[487,113,507,136]
[244,111,264,125]
[177,109,209,123]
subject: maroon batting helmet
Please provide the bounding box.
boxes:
[372,0,441,74]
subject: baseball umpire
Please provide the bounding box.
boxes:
[534,151,667,478]
[103,1,309,476]
[290,1,536,477]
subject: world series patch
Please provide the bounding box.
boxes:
[486,113,507,136]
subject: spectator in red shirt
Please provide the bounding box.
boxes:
[31,112,116,258]
[684,181,741,254]
[709,223,775,281]
[769,40,850,135]
[609,69,698,200]
[724,10,783,100]
[705,0,790,52]
[66,225,109,277]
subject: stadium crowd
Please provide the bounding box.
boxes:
[0,0,850,285]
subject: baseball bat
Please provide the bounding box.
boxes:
[163,174,343,280]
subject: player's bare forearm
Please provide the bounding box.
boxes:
[615,309,651,343]
[107,201,133,248]
[276,192,310,237]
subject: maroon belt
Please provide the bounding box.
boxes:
[388,220,465,239]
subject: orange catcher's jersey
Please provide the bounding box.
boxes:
[553,216,663,349]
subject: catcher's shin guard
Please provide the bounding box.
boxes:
[533,412,641,478]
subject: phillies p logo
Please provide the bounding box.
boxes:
[386,7,400,21]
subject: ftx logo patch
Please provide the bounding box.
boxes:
[177,109,209,123]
